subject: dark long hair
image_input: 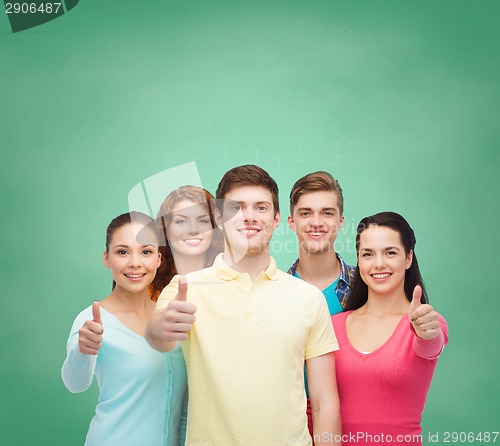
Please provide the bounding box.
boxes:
[149,186,224,301]
[105,211,159,291]
[345,211,428,311]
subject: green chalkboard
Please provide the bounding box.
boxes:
[1,1,499,444]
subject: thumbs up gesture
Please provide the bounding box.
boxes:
[409,285,440,340]
[161,276,197,341]
[79,301,104,355]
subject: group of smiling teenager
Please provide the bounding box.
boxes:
[62,165,448,446]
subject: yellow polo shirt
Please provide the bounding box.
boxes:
[157,254,338,446]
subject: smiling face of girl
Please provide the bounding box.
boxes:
[103,222,161,296]
[357,224,413,300]
[166,199,214,260]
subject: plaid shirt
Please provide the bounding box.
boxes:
[287,253,356,310]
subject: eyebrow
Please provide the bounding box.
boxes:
[112,244,155,249]
[296,207,337,212]
[227,200,272,206]
[359,246,401,251]
[173,213,210,218]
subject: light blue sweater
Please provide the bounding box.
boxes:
[62,306,187,446]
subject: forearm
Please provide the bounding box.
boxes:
[307,352,342,446]
[413,316,449,359]
[413,327,445,359]
[61,337,96,393]
[145,308,178,352]
[311,399,342,446]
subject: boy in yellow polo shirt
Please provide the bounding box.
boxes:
[146,165,341,446]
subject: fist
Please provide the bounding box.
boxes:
[79,301,104,355]
[159,276,197,342]
[409,285,441,340]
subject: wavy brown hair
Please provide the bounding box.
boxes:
[289,171,344,215]
[149,186,223,300]
[216,165,280,216]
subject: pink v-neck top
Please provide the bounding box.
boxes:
[331,310,448,445]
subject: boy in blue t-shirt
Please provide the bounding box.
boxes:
[287,171,355,311]
[287,171,355,439]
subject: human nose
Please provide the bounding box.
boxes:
[187,220,199,234]
[128,252,142,268]
[373,253,386,268]
[309,213,323,227]
[242,207,256,222]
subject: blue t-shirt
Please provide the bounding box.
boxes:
[293,271,343,315]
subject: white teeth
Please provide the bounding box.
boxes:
[309,232,324,236]
[125,274,144,278]
[372,273,391,279]
[184,238,202,243]
[240,229,258,234]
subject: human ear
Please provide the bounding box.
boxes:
[273,211,281,229]
[214,208,224,230]
[339,214,345,230]
[102,251,110,269]
[406,249,414,269]
[287,215,296,232]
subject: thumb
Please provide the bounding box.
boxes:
[176,276,188,302]
[92,301,102,324]
[409,285,422,317]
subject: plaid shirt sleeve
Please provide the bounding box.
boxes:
[335,253,356,309]
[287,258,300,276]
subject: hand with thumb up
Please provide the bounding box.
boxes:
[161,276,197,342]
[409,285,440,340]
[79,301,104,355]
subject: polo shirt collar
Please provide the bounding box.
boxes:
[263,257,279,281]
[214,253,279,281]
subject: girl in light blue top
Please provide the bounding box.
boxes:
[62,211,188,446]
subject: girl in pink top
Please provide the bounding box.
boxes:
[332,212,448,446]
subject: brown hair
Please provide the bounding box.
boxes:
[215,165,279,216]
[289,171,344,215]
[149,186,223,300]
[105,212,159,291]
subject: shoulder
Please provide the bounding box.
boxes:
[337,253,355,274]
[330,311,350,342]
[275,269,322,293]
[157,266,219,308]
[67,305,97,335]
[184,266,221,290]
[273,270,325,308]
[72,305,93,324]
[71,304,118,329]
[331,310,350,326]
[185,265,218,282]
